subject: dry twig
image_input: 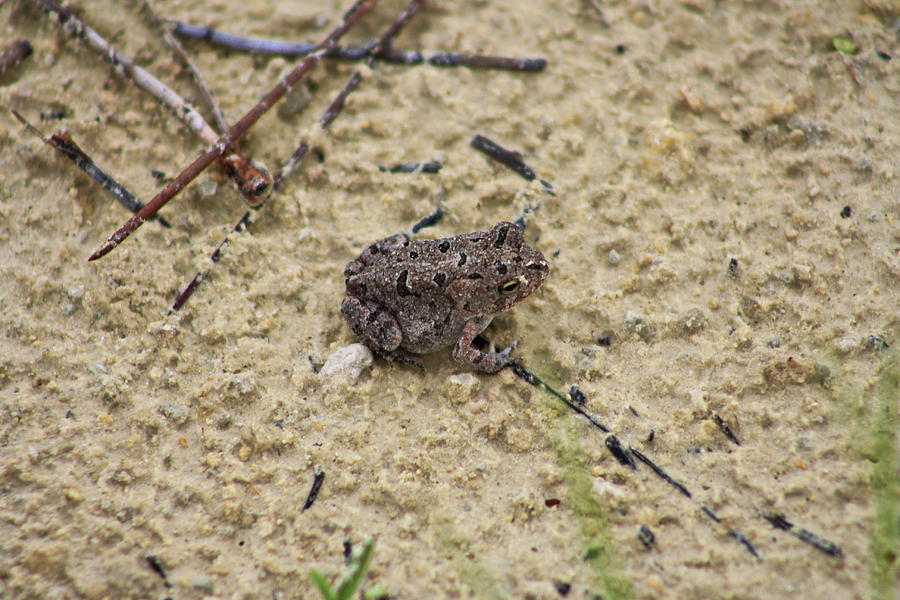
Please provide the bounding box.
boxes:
[137,0,230,134]
[31,0,270,206]
[0,40,33,73]
[88,0,378,261]
[12,110,171,228]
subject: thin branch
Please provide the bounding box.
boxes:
[170,21,548,72]
[428,53,546,71]
[88,0,378,261]
[471,134,554,195]
[171,21,423,65]
[138,0,229,134]
[12,110,170,227]
[377,160,442,174]
[169,210,252,312]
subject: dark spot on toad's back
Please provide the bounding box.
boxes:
[438,240,450,252]
[433,272,446,286]
[495,261,508,274]
[396,270,417,297]
[457,252,467,266]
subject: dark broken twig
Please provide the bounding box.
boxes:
[428,53,545,71]
[471,134,554,195]
[378,160,443,174]
[512,364,610,432]
[629,446,693,499]
[512,362,759,558]
[169,211,252,312]
[760,512,844,558]
[0,39,33,73]
[302,467,326,512]
[12,110,171,228]
[713,414,741,446]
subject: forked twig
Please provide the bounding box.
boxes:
[31,0,270,206]
[88,0,378,262]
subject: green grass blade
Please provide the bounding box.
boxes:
[310,569,337,600]
[336,540,376,600]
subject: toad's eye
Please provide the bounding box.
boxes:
[498,279,520,295]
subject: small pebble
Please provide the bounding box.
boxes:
[192,576,214,593]
[836,337,859,353]
[319,344,373,386]
[623,310,655,341]
[159,402,190,425]
[89,363,108,375]
[607,249,621,265]
[676,308,707,335]
[444,373,480,404]
[195,179,218,199]
[66,285,84,300]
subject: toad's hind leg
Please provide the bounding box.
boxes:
[341,296,402,352]
[341,297,423,370]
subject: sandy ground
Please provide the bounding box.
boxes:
[1,0,899,598]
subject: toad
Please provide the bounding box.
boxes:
[341,222,550,372]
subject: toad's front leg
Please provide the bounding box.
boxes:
[452,317,519,373]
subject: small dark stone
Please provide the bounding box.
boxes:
[596,335,612,346]
[877,50,892,61]
[343,539,353,562]
[638,525,656,549]
[728,257,739,277]
[554,581,571,596]
[840,205,852,218]
[615,44,626,54]
[569,385,587,406]
[867,335,890,351]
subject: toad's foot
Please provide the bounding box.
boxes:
[453,319,520,373]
